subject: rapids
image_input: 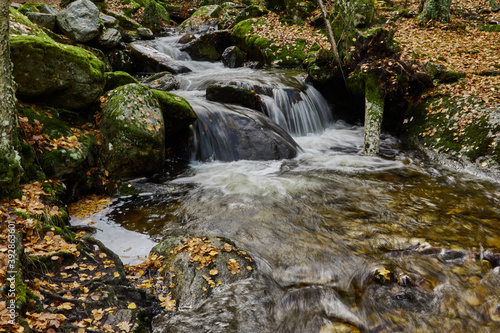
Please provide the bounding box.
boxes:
[70,35,500,332]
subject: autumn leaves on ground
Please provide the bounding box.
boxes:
[1,0,500,332]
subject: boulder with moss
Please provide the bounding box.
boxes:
[231,18,311,68]
[181,5,223,32]
[206,84,261,110]
[140,0,170,33]
[99,84,166,177]
[10,35,105,111]
[150,89,198,138]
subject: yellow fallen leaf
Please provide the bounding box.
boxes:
[127,302,137,309]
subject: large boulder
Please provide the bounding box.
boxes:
[10,35,105,111]
[206,84,261,110]
[128,41,192,74]
[181,5,222,33]
[99,84,165,177]
[25,12,57,30]
[192,106,300,161]
[56,0,101,42]
[140,0,170,33]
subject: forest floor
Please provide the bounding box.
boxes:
[1,0,500,332]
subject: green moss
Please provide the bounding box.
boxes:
[17,2,44,14]
[192,5,223,18]
[150,89,197,135]
[0,152,22,198]
[9,7,49,37]
[406,95,499,163]
[104,71,139,92]
[480,25,500,32]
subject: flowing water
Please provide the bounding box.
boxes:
[71,36,500,332]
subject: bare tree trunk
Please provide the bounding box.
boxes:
[0,0,22,197]
[317,0,341,66]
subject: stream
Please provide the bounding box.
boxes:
[71,36,500,332]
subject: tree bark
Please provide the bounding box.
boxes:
[317,0,341,66]
[419,0,452,23]
[0,0,22,197]
[363,74,385,156]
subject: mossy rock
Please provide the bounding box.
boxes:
[140,0,170,33]
[183,30,232,61]
[406,95,500,164]
[306,48,340,83]
[149,89,197,137]
[9,7,48,37]
[100,84,165,178]
[0,152,22,199]
[192,5,223,18]
[10,35,105,111]
[232,18,311,68]
[17,104,99,179]
[104,71,139,92]
[234,5,268,25]
[17,2,45,14]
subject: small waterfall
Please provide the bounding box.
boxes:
[150,37,333,161]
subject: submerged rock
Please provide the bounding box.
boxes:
[221,45,245,68]
[99,84,165,177]
[10,35,105,110]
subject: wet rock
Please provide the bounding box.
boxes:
[150,236,257,308]
[141,72,180,91]
[99,83,165,177]
[10,35,105,110]
[182,30,232,61]
[56,0,101,43]
[363,284,437,313]
[192,107,300,161]
[129,41,191,74]
[98,28,122,49]
[206,84,261,110]
[149,89,198,138]
[178,33,196,44]
[221,45,245,68]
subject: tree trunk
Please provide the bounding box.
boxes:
[0,0,22,197]
[419,0,452,23]
[317,0,341,66]
[363,74,385,156]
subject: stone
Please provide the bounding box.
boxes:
[178,33,196,44]
[206,84,261,110]
[26,12,56,30]
[129,41,191,74]
[150,90,197,138]
[192,107,300,161]
[107,49,134,73]
[137,27,154,40]
[10,35,105,110]
[221,45,245,68]
[100,13,117,28]
[234,4,268,25]
[141,72,180,91]
[56,0,101,42]
[98,28,122,49]
[99,83,165,177]
[182,30,232,61]
[38,4,59,15]
[141,0,170,33]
